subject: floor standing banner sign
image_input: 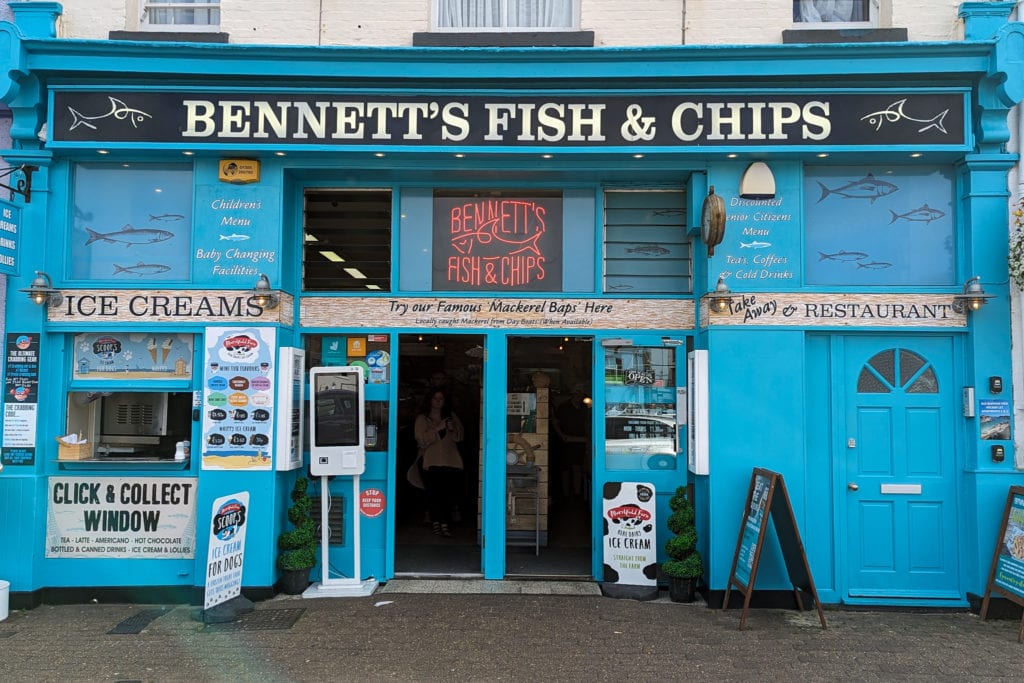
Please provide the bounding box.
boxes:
[980,486,1024,642]
[205,491,249,610]
[601,481,658,601]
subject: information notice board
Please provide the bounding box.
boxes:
[980,486,1024,643]
[723,468,826,630]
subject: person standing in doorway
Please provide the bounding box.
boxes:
[414,388,464,537]
[552,383,591,501]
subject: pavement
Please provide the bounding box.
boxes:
[1,580,1023,682]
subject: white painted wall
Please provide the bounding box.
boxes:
[41,1,971,46]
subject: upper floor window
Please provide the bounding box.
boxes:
[794,0,877,26]
[141,1,220,32]
[435,0,578,32]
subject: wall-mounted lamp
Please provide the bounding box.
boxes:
[739,161,776,199]
[20,270,63,307]
[951,276,992,314]
[250,273,280,310]
[707,277,734,314]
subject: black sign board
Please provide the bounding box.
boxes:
[51,90,967,148]
[980,486,1024,643]
[723,468,826,630]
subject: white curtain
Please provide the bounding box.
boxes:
[438,0,573,28]
[147,0,219,26]
[796,0,866,23]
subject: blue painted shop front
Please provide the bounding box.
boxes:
[1,3,1024,609]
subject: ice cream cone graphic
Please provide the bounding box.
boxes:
[161,338,173,363]
[147,337,158,364]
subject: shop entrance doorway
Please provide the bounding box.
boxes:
[505,335,592,577]
[394,333,484,575]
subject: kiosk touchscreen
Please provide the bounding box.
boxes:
[309,366,366,476]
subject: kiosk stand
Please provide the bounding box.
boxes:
[303,366,378,599]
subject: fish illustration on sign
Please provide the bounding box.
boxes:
[860,98,949,135]
[888,204,946,224]
[626,244,670,256]
[113,262,172,276]
[149,213,185,222]
[818,250,869,262]
[606,283,635,291]
[67,96,152,132]
[739,241,772,249]
[451,225,543,256]
[856,261,894,269]
[817,173,899,203]
[219,233,250,241]
[85,224,174,247]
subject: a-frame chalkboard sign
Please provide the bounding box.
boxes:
[980,486,1024,643]
[722,468,827,630]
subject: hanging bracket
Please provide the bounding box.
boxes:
[0,164,38,203]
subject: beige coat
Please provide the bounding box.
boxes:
[414,413,464,470]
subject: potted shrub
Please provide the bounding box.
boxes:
[662,486,703,603]
[277,476,317,594]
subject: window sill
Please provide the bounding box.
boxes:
[413,31,594,47]
[782,27,908,44]
[58,457,191,471]
[109,30,229,43]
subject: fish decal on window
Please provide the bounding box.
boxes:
[67,96,152,132]
[856,261,894,269]
[739,241,772,249]
[625,244,670,256]
[817,174,899,203]
[113,262,171,276]
[219,233,250,241]
[818,250,869,262]
[149,213,185,222]
[888,204,946,224]
[85,224,173,247]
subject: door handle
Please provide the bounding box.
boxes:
[847,482,859,491]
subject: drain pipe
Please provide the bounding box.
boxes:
[1012,1,1024,469]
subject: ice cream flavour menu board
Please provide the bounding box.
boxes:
[201,327,276,471]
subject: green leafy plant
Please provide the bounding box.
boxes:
[662,486,703,579]
[277,477,317,571]
[1010,198,1024,290]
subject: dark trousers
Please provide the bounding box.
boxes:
[423,466,461,525]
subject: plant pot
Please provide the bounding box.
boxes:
[279,567,311,595]
[668,576,698,603]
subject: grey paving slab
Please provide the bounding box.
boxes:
[0,591,1021,682]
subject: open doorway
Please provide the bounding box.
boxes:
[395,333,484,575]
[506,335,592,577]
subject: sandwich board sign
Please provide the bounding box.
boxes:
[723,468,826,631]
[979,486,1024,642]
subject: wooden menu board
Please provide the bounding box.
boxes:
[980,486,1024,643]
[722,468,827,630]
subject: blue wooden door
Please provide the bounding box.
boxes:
[842,336,960,600]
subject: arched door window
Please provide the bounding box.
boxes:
[856,348,938,394]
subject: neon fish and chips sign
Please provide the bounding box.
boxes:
[432,195,563,292]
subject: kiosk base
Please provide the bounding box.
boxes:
[303,579,378,599]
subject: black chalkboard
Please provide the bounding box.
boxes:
[723,468,826,630]
[979,486,1024,643]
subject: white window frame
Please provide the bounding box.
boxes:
[432,0,580,33]
[140,1,221,33]
[793,0,879,29]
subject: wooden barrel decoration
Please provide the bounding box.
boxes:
[701,185,726,256]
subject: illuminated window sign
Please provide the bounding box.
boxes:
[432,193,563,292]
